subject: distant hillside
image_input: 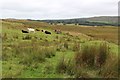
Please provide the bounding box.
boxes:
[86,16,118,23]
[40,16,118,26]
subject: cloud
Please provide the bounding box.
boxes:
[0,0,119,19]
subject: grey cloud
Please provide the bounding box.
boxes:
[0,0,119,19]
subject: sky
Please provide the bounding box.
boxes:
[0,0,119,20]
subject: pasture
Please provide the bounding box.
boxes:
[1,19,119,78]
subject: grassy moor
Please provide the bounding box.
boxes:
[1,19,119,78]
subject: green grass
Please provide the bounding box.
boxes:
[2,19,119,78]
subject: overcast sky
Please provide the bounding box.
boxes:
[0,0,119,20]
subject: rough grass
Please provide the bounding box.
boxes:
[2,20,118,44]
[56,42,118,78]
[2,19,119,78]
[50,25,118,44]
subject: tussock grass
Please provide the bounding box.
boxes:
[75,45,94,67]
[56,42,118,78]
[95,43,109,67]
[8,41,57,66]
[20,47,46,66]
[100,54,118,78]
[75,42,109,68]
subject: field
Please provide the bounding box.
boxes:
[1,19,119,78]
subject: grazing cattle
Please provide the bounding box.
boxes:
[27,28,35,33]
[22,30,29,33]
[54,29,61,34]
[45,31,51,34]
[41,30,44,32]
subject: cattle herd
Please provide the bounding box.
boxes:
[22,28,62,35]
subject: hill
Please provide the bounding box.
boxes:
[40,16,118,26]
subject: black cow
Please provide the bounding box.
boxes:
[22,30,29,33]
[45,31,51,34]
[41,30,44,32]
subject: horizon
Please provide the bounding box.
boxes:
[1,15,118,20]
